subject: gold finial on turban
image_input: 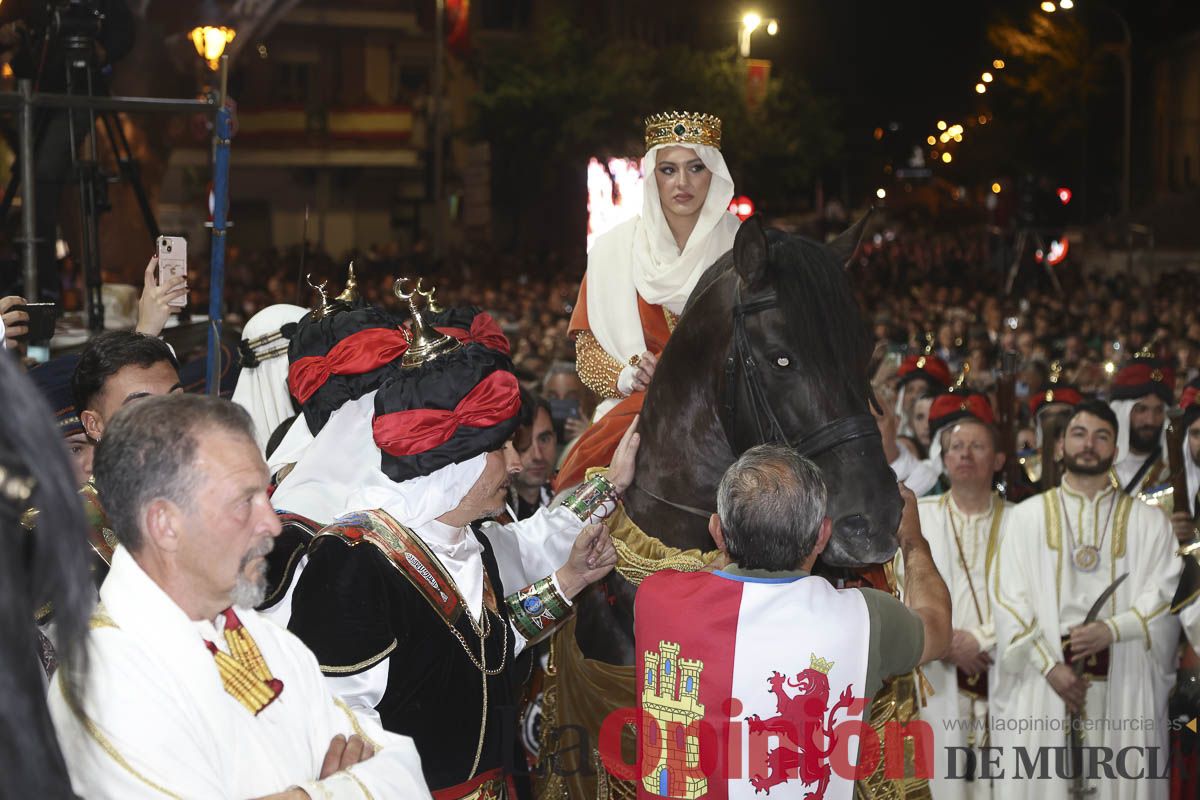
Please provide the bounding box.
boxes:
[393,277,462,368]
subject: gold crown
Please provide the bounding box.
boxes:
[394,277,462,368]
[644,111,722,150]
[810,653,834,675]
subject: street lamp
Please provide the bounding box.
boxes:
[189,0,237,71]
[739,11,778,58]
[191,26,236,70]
[1045,0,1132,218]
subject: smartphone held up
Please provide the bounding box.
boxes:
[156,236,188,308]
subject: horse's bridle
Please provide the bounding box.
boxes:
[637,281,882,520]
[723,282,881,460]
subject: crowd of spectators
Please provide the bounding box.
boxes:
[205,226,1199,425]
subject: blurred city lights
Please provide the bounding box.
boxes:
[1041,1,1056,12]
[991,182,1002,194]
[937,120,947,131]
[876,188,887,199]
[942,152,953,163]
[874,127,884,140]
[1059,0,1074,8]
[766,19,779,35]
[993,59,1006,69]
[975,83,987,94]
[982,72,993,83]
[1057,187,1073,205]
[742,12,762,32]
[927,135,937,145]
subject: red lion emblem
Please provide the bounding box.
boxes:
[745,667,854,798]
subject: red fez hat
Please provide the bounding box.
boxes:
[929,391,995,437]
[1181,379,1200,432]
[897,353,951,391]
[1111,355,1175,405]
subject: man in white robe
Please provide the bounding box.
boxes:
[991,400,1180,800]
[47,393,431,799]
[1108,356,1174,499]
[914,413,1011,799]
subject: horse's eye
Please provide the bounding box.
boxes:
[775,355,791,368]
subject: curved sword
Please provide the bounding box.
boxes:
[1067,571,1129,799]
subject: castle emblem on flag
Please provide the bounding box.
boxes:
[745,653,855,797]
[641,641,707,798]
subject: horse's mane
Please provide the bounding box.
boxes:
[682,229,872,403]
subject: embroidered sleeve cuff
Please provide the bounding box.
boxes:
[575,330,626,399]
[1105,610,1149,649]
[562,472,618,523]
[297,770,375,799]
[506,575,573,642]
[967,624,996,653]
[1033,635,1057,676]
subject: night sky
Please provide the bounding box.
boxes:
[688,0,1196,150]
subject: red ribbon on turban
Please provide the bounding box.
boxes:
[372,370,521,457]
[288,328,410,404]
[434,312,511,356]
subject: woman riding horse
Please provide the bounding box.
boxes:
[541,216,916,799]
[557,110,741,489]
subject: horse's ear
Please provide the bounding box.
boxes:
[826,207,874,269]
[733,214,770,289]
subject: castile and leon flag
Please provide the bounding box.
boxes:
[634,569,871,800]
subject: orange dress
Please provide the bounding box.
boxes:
[554,274,675,490]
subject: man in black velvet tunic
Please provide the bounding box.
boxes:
[283,287,640,799]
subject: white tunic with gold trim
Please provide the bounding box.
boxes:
[47,546,431,799]
[913,492,1009,800]
[989,483,1179,800]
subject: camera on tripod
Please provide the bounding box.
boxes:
[46,0,105,65]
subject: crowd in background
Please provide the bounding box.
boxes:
[198,226,1200,425]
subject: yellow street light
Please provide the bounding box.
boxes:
[975,82,987,94]
[991,182,1002,194]
[937,120,947,131]
[993,59,1005,70]
[1059,0,1074,8]
[939,132,950,143]
[766,19,779,35]
[927,135,936,145]
[954,133,963,142]
[982,72,993,83]
[1040,1,1056,12]
[876,188,887,200]
[742,12,762,32]
[191,25,236,70]
[949,124,963,134]
[942,152,953,164]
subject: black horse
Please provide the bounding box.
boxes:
[0,353,94,798]
[572,214,902,666]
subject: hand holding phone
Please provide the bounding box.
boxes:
[156,236,188,308]
[14,302,57,343]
